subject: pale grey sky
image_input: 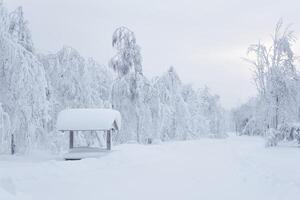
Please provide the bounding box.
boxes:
[5,0,300,109]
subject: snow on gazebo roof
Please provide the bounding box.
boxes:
[56,108,121,131]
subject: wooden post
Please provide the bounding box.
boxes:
[106,130,111,150]
[69,130,74,149]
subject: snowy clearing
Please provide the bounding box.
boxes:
[0,136,300,200]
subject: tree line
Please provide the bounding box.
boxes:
[232,20,300,146]
[0,5,225,154]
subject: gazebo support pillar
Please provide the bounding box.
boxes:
[106,130,111,150]
[69,130,74,149]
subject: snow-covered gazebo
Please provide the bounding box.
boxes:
[56,108,121,160]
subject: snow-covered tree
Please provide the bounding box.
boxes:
[110,27,149,143]
[109,26,142,76]
[0,4,49,153]
[8,7,34,52]
[39,46,113,148]
[181,85,208,137]
[0,3,226,153]
[198,87,225,137]
[245,20,297,130]
[153,67,192,140]
[234,20,300,146]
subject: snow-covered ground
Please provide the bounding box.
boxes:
[0,136,300,200]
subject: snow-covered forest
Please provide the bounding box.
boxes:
[232,20,300,146]
[0,4,225,154]
[2,1,300,200]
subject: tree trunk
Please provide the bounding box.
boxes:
[136,112,140,143]
[11,133,15,155]
[275,96,279,129]
[298,106,300,122]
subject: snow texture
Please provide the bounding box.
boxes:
[56,109,121,131]
[0,136,300,200]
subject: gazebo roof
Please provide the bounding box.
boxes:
[56,108,121,131]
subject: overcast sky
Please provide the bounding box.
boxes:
[4,0,300,109]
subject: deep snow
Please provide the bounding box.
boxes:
[56,108,121,131]
[0,136,300,200]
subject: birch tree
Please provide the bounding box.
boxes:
[110,27,145,142]
[245,20,297,130]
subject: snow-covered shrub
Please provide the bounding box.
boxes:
[241,117,262,136]
[278,123,300,144]
[47,130,68,154]
[265,128,281,147]
[265,124,300,147]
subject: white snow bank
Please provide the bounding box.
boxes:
[56,109,121,131]
[1,136,300,200]
[63,147,110,160]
